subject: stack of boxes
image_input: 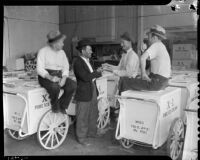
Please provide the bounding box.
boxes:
[172,44,197,70]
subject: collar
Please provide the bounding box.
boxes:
[81,56,90,62]
[126,48,132,53]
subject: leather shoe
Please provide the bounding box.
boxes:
[77,139,91,146]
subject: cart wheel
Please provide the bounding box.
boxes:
[97,98,110,129]
[120,138,134,149]
[167,118,185,160]
[37,110,69,150]
[7,129,28,140]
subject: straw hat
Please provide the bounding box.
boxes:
[47,30,66,44]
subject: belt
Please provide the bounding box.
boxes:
[46,69,62,78]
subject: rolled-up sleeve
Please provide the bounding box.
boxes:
[37,49,48,78]
[115,52,139,78]
[61,51,69,77]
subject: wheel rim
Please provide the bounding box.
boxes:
[169,119,184,160]
[97,98,110,129]
[97,107,110,129]
[37,110,69,150]
[120,138,134,149]
[8,129,27,140]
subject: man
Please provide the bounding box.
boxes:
[118,25,171,93]
[73,39,103,146]
[103,32,139,78]
[37,30,76,114]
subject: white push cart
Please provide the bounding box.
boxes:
[96,73,119,129]
[167,71,199,160]
[3,78,76,150]
[115,87,184,158]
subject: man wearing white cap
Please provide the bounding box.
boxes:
[118,25,171,92]
[37,30,76,114]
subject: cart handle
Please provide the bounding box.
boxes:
[184,109,197,113]
[3,91,17,95]
[16,93,30,138]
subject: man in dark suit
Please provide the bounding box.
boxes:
[73,39,103,146]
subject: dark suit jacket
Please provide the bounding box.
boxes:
[73,56,101,101]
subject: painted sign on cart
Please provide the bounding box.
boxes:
[118,87,181,148]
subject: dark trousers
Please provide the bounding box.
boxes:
[38,75,76,110]
[75,82,98,140]
[118,73,169,94]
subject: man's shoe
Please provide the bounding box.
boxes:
[77,139,91,146]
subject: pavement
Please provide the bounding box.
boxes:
[4,111,168,156]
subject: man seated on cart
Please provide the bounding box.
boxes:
[37,30,76,114]
[118,25,171,93]
[102,32,140,78]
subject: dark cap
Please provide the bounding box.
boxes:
[76,39,92,51]
[120,32,134,43]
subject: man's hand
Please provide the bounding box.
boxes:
[142,73,151,82]
[97,67,103,73]
[59,76,67,87]
[52,76,61,83]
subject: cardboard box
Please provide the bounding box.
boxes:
[173,44,195,60]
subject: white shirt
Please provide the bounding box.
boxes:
[81,56,94,73]
[146,41,171,78]
[114,48,139,78]
[37,46,69,78]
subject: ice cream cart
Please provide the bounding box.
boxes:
[114,87,184,158]
[3,78,76,150]
[96,72,119,129]
[166,71,199,160]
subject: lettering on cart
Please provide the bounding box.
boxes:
[42,94,48,102]
[163,98,178,118]
[130,120,149,134]
[35,102,50,109]
[11,112,22,124]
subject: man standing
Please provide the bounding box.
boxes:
[118,25,171,92]
[37,30,76,114]
[103,32,139,78]
[73,39,103,146]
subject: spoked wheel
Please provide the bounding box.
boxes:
[120,138,134,149]
[37,110,69,150]
[7,129,29,140]
[167,118,185,160]
[97,97,110,129]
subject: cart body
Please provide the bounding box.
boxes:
[115,87,181,149]
[182,98,198,160]
[169,72,199,122]
[3,79,76,136]
[96,72,119,107]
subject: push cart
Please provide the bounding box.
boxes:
[182,98,198,160]
[96,73,119,129]
[167,71,199,160]
[114,87,184,159]
[3,78,76,150]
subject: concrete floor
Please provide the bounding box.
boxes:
[4,112,168,156]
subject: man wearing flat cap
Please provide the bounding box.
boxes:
[103,32,139,78]
[118,25,171,92]
[37,30,76,114]
[73,39,103,146]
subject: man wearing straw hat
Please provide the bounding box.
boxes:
[37,30,76,114]
[118,25,171,93]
